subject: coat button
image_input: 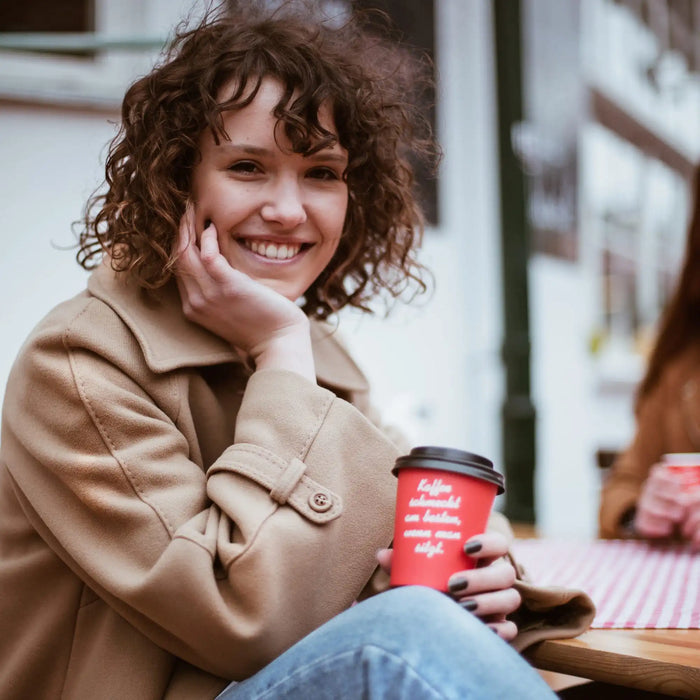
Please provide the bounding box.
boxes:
[309,491,333,512]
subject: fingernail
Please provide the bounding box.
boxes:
[464,541,482,555]
[448,577,468,593]
[460,599,478,612]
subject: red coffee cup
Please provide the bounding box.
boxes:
[390,446,505,592]
[662,453,700,492]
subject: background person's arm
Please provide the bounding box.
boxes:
[599,377,669,538]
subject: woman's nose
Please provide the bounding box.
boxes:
[260,177,308,228]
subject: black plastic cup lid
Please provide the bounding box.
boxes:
[392,446,505,494]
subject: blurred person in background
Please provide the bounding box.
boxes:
[600,167,700,547]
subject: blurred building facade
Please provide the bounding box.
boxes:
[1,0,699,535]
[525,0,700,534]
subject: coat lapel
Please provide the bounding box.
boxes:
[87,263,369,397]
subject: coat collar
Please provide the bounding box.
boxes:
[87,263,369,393]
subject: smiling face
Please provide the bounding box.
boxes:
[190,77,349,302]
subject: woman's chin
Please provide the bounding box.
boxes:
[252,277,303,303]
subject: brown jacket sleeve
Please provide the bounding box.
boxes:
[2,317,398,682]
[487,512,596,650]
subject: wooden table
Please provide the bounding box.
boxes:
[525,628,700,698]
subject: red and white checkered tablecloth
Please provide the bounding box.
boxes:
[511,539,700,629]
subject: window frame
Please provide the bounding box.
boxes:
[0,0,171,109]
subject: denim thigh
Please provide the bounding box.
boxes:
[216,586,555,699]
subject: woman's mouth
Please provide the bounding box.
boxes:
[240,239,308,260]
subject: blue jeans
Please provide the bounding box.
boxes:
[217,586,555,699]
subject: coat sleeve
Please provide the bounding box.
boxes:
[598,374,669,538]
[1,327,399,680]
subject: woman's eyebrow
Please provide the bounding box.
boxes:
[220,143,271,157]
[307,151,348,164]
[221,143,347,163]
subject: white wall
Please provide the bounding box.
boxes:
[0,0,201,399]
[340,0,503,468]
[0,106,118,397]
[530,255,600,537]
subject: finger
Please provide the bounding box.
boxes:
[683,492,700,538]
[180,222,235,295]
[681,509,700,540]
[199,222,220,262]
[639,497,685,522]
[177,201,197,254]
[634,512,675,538]
[690,524,700,551]
[175,244,207,289]
[684,489,700,508]
[448,560,516,597]
[650,463,674,478]
[376,548,392,574]
[486,618,518,642]
[456,587,521,618]
[649,466,686,496]
[462,531,510,566]
[198,223,243,285]
[175,219,217,314]
[650,463,678,481]
[652,492,686,511]
[176,208,207,283]
[640,479,686,512]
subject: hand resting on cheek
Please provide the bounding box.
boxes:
[175,204,316,382]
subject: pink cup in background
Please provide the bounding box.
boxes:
[390,446,505,592]
[662,453,700,492]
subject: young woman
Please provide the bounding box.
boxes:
[0,2,560,698]
[600,167,700,547]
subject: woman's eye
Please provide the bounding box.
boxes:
[228,161,260,175]
[307,167,340,181]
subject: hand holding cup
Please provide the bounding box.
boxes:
[376,531,520,640]
[635,462,686,538]
[663,454,700,548]
[446,532,521,640]
[381,447,518,640]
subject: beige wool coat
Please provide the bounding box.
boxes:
[0,263,401,699]
[1,264,594,700]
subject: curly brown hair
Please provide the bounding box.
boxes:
[76,0,438,319]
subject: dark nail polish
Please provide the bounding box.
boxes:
[460,599,478,612]
[464,541,482,555]
[448,577,468,593]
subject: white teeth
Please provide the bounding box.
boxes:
[245,240,301,260]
